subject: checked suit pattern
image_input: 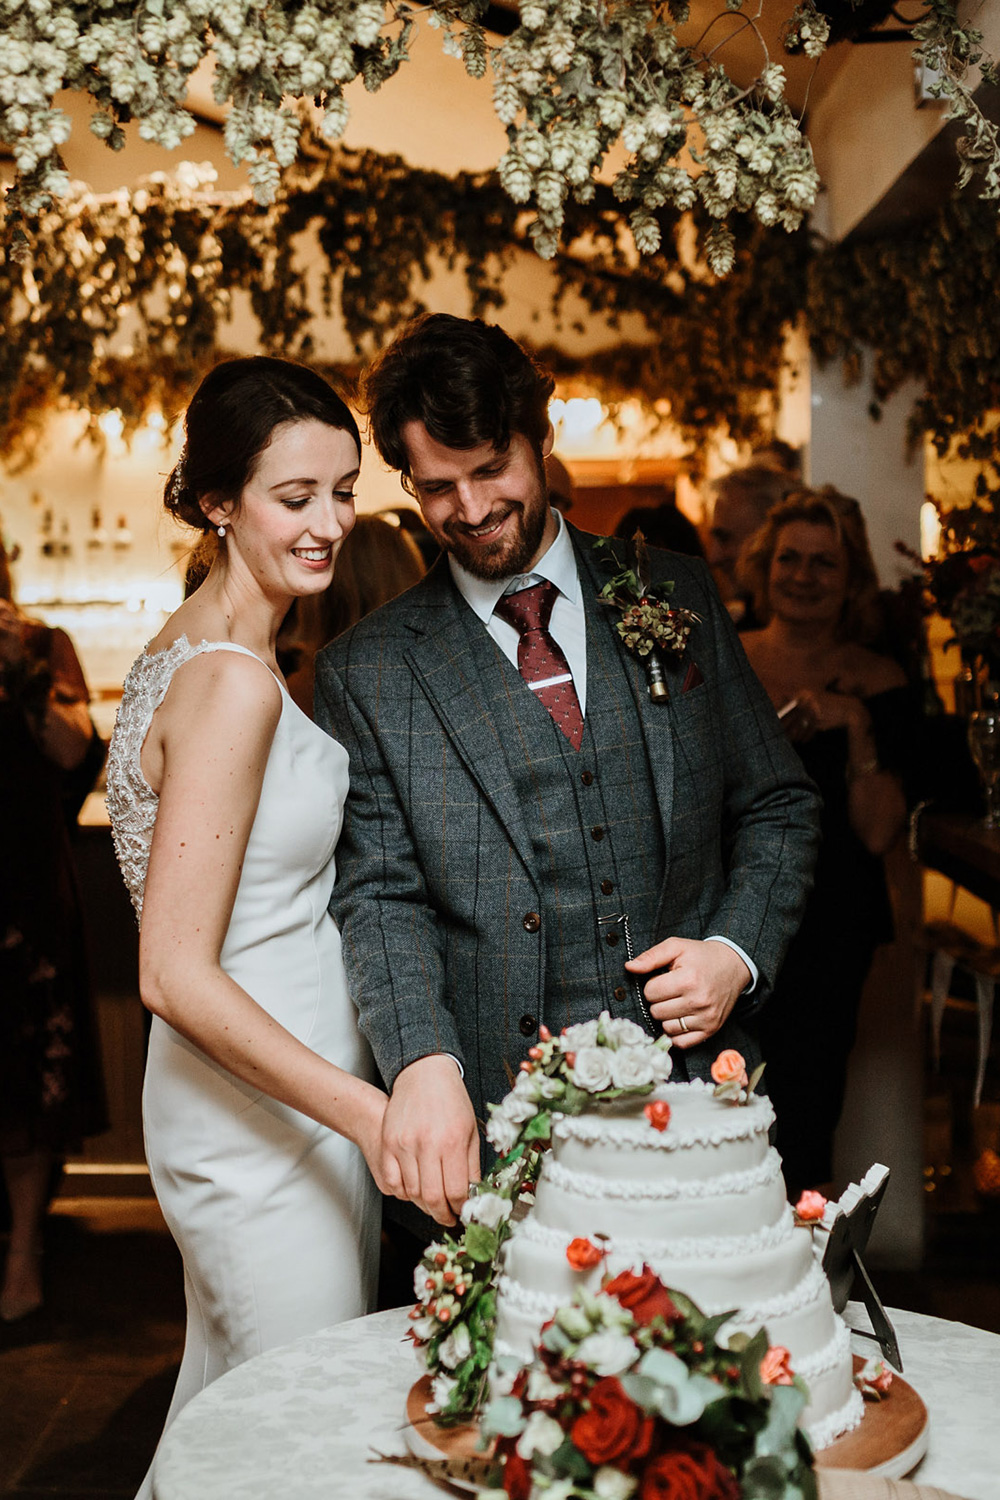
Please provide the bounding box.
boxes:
[493,580,584,750]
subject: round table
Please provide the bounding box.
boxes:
[152,1304,1000,1500]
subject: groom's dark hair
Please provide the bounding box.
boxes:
[361,314,555,478]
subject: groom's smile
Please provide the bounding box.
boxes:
[401,420,557,581]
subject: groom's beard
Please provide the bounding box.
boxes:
[439,472,550,581]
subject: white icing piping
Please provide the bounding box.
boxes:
[542,1153,781,1201]
[804,1386,865,1451]
[513,1204,795,1262]
[789,1319,851,1380]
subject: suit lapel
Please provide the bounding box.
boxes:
[402,561,539,878]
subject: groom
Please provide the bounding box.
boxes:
[315,314,820,1230]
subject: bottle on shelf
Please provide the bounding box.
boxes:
[84,507,108,599]
[112,514,133,601]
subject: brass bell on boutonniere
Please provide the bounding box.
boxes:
[593,532,700,703]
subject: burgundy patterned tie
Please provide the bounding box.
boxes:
[494,580,584,750]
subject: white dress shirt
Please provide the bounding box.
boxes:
[448,511,757,994]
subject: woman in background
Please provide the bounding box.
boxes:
[740,488,913,1198]
[0,539,106,1322]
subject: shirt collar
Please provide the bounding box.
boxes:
[448,510,580,624]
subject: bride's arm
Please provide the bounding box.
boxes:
[137,650,389,1188]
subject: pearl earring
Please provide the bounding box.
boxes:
[217,524,226,539]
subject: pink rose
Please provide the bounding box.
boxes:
[710,1050,748,1087]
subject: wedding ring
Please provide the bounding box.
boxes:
[677,1015,690,1034]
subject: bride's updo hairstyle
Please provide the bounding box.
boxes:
[164,357,361,533]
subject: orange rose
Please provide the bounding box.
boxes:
[640,1443,740,1500]
[794,1190,828,1222]
[710,1050,748,1087]
[644,1100,672,1132]
[571,1376,654,1466]
[566,1237,605,1271]
[760,1346,795,1385]
[603,1265,682,1326]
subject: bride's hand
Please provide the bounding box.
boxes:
[350,1084,393,1195]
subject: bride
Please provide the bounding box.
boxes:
[105,357,390,1498]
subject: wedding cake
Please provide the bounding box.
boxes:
[493,1077,864,1451]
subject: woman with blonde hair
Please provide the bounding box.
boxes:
[739,486,914,1197]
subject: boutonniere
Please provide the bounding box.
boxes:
[593,532,700,701]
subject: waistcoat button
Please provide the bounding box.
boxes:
[600,879,614,895]
[606,931,619,947]
[613,985,626,1002]
[522,911,541,933]
[519,1014,537,1037]
[580,770,594,786]
[591,826,604,841]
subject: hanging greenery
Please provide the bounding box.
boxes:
[1,0,997,274]
[0,142,805,466]
[1,137,999,485]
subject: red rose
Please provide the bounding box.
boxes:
[640,1443,741,1500]
[571,1376,654,1466]
[567,1237,605,1271]
[793,1190,828,1223]
[497,1436,532,1500]
[644,1100,672,1132]
[604,1265,682,1326]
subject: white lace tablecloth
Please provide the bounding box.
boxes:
[152,1304,1000,1500]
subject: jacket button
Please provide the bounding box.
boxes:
[591,826,605,842]
[519,1014,537,1037]
[606,931,619,947]
[601,879,614,895]
[580,770,594,786]
[523,911,541,933]
[614,985,627,1002]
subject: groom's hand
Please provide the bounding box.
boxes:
[626,937,751,1048]
[381,1055,481,1225]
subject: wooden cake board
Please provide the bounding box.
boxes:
[404,1357,929,1487]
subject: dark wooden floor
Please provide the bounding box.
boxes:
[1,1008,998,1499]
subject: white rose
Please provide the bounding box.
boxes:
[650,1047,674,1082]
[560,1018,600,1051]
[461,1192,513,1231]
[526,1367,566,1402]
[437,1322,472,1369]
[505,1090,540,1123]
[595,1467,638,1499]
[516,1409,565,1459]
[486,1111,520,1155]
[601,1017,648,1049]
[410,1315,438,1341]
[610,1047,655,1090]
[571,1046,614,1093]
[574,1330,637,1375]
[429,1372,457,1412]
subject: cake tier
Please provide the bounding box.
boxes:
[493,1082,862,1450]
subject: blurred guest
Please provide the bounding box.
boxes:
[382,504,440,569]
[739,487,914,1197]
[0,540,107,1321]
[286,514,425,715]
[750,438,802,479]
[615,485,705,558]
[544,453,576,514]
[708,464,798,624]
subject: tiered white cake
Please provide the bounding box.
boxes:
[494,1080,863,1451]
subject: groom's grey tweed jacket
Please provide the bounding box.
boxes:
[315,525,820,1150]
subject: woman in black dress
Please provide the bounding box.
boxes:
[739,488,913,1198]
[0,540,106,1321]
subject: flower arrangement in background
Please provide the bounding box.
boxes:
[899,501,1000,686]
[481,1267,817,1500]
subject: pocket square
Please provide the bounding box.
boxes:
[682,660,704,694]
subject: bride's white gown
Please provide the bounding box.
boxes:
[106,637,380,1498]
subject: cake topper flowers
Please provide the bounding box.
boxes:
[594,532,700,701]
[711,1048,766,1104]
